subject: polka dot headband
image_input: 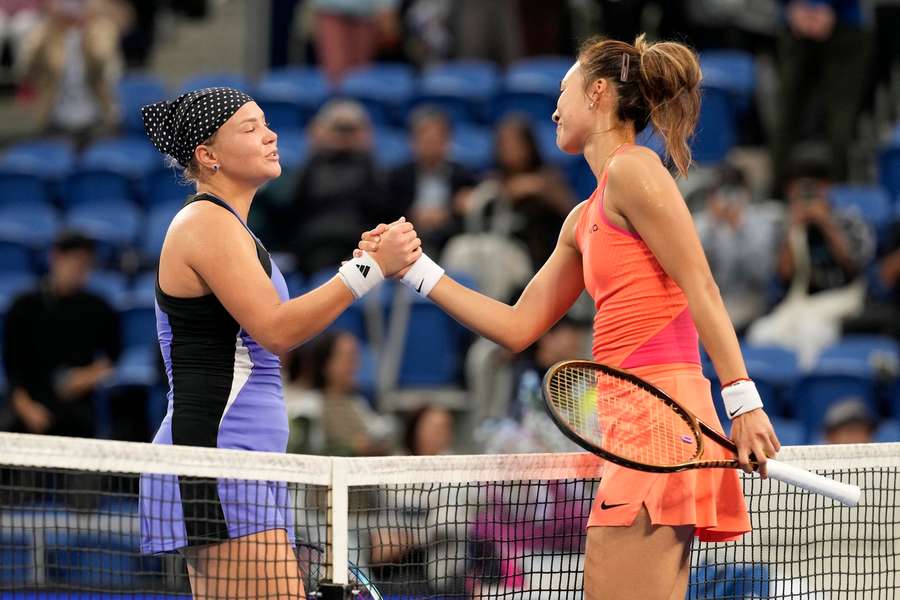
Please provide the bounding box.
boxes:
[141,87,254,168]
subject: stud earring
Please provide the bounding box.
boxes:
[212,164,220,173]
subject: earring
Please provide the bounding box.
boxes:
[589,102,595,110]
[212,164,220,173]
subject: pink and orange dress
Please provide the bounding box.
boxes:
[575,150,750,542]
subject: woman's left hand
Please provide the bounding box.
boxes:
[730,409,781,478]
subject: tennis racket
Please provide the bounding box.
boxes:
[542,360,860,506]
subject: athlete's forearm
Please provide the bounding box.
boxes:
[265,278,355,354]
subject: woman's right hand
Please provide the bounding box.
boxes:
[364,217,422,277]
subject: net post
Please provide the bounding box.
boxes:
[327,456,350,585]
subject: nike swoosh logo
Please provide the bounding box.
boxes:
[600,500,628,510]
[416,279,424,293]
[727,404,744,418]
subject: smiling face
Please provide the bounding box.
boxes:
[552,62,601,155]
[195,101,281,185]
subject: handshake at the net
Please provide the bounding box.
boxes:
[354,217,422,278]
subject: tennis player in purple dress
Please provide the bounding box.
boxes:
[137,87,423,598]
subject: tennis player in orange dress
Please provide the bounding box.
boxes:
[360,35,780,600]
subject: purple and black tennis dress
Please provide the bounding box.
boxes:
[139,193,293,554]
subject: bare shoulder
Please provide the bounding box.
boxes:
[607,145,668,183]
[166,201,246,253]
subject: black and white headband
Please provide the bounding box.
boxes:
[141,87,254,168]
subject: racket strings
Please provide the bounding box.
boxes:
[549,366,699,467]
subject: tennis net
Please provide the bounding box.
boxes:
[0,432,896,599]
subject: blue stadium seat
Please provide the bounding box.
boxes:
[64,168,132,208]
[0,170,52,208]
[372,127,412,169]
[45,530,160,588]
[532,120,579,167]
[273,128,309,171]
[815,335,899,378]
[692,86,735,164]
[1,138,75,180]
[795,371,877,434]
[86,271,129,305]
[0,272,37,322]
[257,66,330,130]
[81,137,160,178]
[0,242,33,274]
[65,198,141,255]
[740,343,800,417]
[0,200,60,248]
[414,60,500,124]
[770,417,807,446]
[828,184,893,237]
[284,271,307,297]
[0,530,33,586]
[699,50,756,112]
[396,273,475,387]
[874,419,900,442]
[119,300,158,351]
[339,63,416,126]
[140,199,182,262]
[450,124,494,172]
[494,56,570,124]
[118,73,168,134]
[145,166,193,205]
[179,72,251,95]
[879,129,900,199]
[309,268,367,340]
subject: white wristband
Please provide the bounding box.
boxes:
[721,379,764,420]
[401,252,445,298]
[337,251,384,299]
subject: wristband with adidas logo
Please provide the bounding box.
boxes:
[337,251,384,299]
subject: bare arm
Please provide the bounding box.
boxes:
[367,205,588,353]
[166,205,419,355]
[605,148,779,471]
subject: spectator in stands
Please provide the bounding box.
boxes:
[0,0,44,75]
[822,398,875,444]
[388,107,476,255]
[694,164,784,333]
[770,0,872,191]
[843,221,900,340]
[311,0,400,84]
[285,100,389,274]
[2,230,120,438]
[19,0,130,143]
[403,404,455,456]
[470,115,575,269]
[309,330,395,456]
[453,0,523,66]
[746,152,874,366]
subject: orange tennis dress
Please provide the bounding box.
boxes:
[576,153,750,542]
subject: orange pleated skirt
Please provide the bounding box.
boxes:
[586,363,751,542]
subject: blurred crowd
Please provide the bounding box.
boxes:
[0,0,898,469]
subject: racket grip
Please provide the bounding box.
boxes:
[764,458,861,507]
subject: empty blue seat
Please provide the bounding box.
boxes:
[274,128,309,171]
[795,372,876,433]
[257,66,330,130]
[451,124,494,172]
[636,125,666,161]
[699,50,756,111]
[64,168,133,207]
[0,200,60,248]
[879,129,900,199]
[415,60,500,124]
[0,170,52,208]
[339,63,416,126]
[495,56,570,124]
[532,120,579,167]
[874,419,900,442]
[66,198,141,253]
[0,530,33,586]
[740,343,800,416]
[118,73,168,134]
[0,272,37,314]
[284,271,307,297]
[692,86,735,165]
[86,271,129,305]
[372,127,412,169]
[179,72,251,95]
[120,301,158,350]
[0,242,33,274]
[145,166,193,205]
[770,417,807,446]
[80,137,160,179]
[688,563,769,599]
[45,530,160,588]
[815,335,899,378]
[140,200,181,262]
[828,184,893,235]
[1,138,75,180]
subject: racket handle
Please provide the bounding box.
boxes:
[764,458,861,507]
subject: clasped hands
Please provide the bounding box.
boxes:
[355,217,422,278]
